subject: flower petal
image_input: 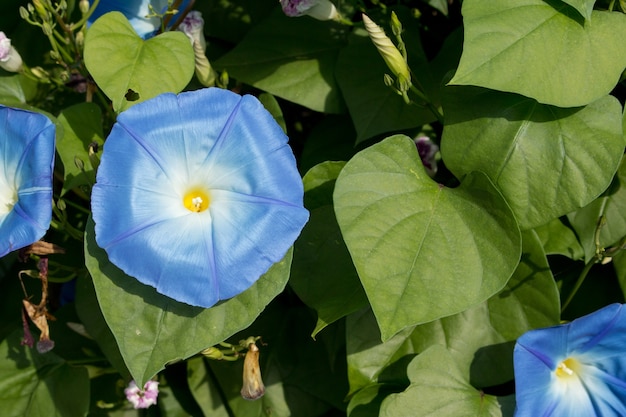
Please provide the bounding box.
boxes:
[577,364,626,416]
[514,304,626,416]
[92,88,309,307]
[0,106,54,257]
[196,94,308,204]
[569,304,626,367]
[210,190,309,298]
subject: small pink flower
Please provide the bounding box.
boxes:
[124,380,159,409]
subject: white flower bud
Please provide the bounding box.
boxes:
[79,0,90,15]
[178,10,206,52]
[280,0,338,21]
[178,11,217,87]
[362,14,411,90]
[0,32,23,73]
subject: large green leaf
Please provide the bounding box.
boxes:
[56,103,105,195]
[345,231,558,394]
[84,218,292,386]
[334,135,521,340]
[441,87,625,230]
[568,156,626,262]
[291,162,368,337]
[215,9,347,114]
[84,12,194,113]
[410,230,560,388]
[449,0,626,107]
[380,346,502,417]
[0,330,89,417]
[335,26,436,143]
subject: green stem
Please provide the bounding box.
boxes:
[561,260,595,313]
[408,84,444,124]
[72,0,100,30]
[54,194,90,214]
[47,32,74,64]
[49,216,84,241]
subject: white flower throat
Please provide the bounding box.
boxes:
[0,182,17,215]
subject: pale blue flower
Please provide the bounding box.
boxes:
[514,303,626,416]
[91,88,309,308]
[88,0,191,39]
[0,106,55,257]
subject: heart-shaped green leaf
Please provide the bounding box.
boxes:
[345,231,558,394]
[334,135,521,340]
[380,345,502,417]
[441,87,625,229]
[84,218,292,386]
[449,0,626,107]
[84,11,194,112]
[410,230,560,388]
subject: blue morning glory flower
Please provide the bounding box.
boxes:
[0,106,55,257]
[91,88,309,308]
[514,303,626,416]
[88,0,191,39]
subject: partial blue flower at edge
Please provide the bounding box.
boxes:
[0,106,55,257]
[88,0,191,39]
[91,88,309,308]
[514,303,626,417]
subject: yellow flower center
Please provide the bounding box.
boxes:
[555,357,580,379]
[183,187,210,212]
